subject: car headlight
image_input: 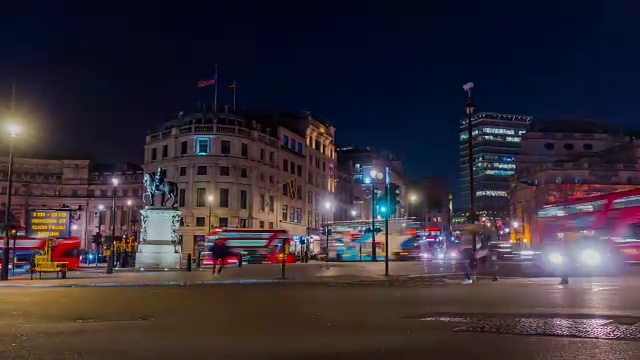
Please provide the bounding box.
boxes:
[521,250,535,256]
[449,252,458,258]
[581,248,601,266]
[437,253,445,259]
[548,252,563,264]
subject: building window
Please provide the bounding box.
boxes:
[290,163,295,175]
[283,135,289,146]
[283,159,288,172]
[269,152,275,163]
[179,188,186,207]
[260,148,265,161]
[322,161,326,172]
[289,207,295,222]
[583,143,593,151]
[296,208,302,223]
[239,218,248,228]
[564,143,574,150]
[219,188,229,208]
[162,145,168,158]
[240,190,248,209]
[219,217,229,228]
[197,138,210,155]
[181,141,188,155]
[195,217,206,227]
[197,166,207,176]
[241,143,248,158]
[268,221,274,229]
[196,188,206,207]
[259,220,265,229]
[308,210,313,226]
[221,140,231,155]
[220,166,230,176]
[282,183,289,196]
[297,186,302,200]
[307,190,313,204]
[260,194,266,211]
[269,175,274,184]
[151,148,157,160]
[544,143,555,150]
[297,143,303,153]
[290,139,296,150]
[179,167,187,176]
[297,164,302,177]
[282,205,288,221]
[269,196,274,212]
[240,168,248,178]
[315,140,321,150]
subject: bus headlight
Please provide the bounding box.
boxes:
[581,248,601,266]
[548,252,563,264]
[437,253,445,259]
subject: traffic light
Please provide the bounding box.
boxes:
[375,192,389,218]
[387,183,400,215]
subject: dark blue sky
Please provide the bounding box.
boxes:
[1,2,640,189]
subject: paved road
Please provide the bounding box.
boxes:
[1,276,640,359]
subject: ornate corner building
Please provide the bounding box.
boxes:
[143,110,336,255]
[0,158,144,249]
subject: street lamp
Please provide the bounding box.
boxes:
[126,199,132,238]
[106,177,118,274]
[96,204,104,268]
[351,209,357,217]
[207,195,214,230]
[1,123,20,281]
[324,201,332,262]
[369,168,378,262]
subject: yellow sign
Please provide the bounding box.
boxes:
[27,210,71,238]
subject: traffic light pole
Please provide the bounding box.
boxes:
[371,184,376,262]
[384,180,390,276]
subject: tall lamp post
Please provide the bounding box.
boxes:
[207,195,214,230]
[324,201,332,261]
[106,177,118,274]
[96,204,104,269]
[126,199,132,238]
[463,82,478,255]
[1,124,20,281]
[408,194,418,220]
[370,169,382,262]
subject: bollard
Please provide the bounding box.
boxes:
[186,253,192,272]
[196,250,201,269]
[238,253,243,268]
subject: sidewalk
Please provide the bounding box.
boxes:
[0,261,463,287]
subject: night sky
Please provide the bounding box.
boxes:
[1,2,640,192]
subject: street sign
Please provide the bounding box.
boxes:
[27,210,71,238]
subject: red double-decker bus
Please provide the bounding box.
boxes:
[201,229,296,265]
[0,237,82,269]
[536,188,640,266]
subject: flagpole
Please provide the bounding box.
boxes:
[232,81,236,112]
[213,64,219,116]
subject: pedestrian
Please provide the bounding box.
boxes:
[476,245,499,282]
[211,239,229,276]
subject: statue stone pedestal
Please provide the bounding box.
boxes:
[135,206,182,270]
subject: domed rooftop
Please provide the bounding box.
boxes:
[530,117,614,134]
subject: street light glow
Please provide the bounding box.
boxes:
[99,204,105,210]
[6,123,20,137]
[324,201,332,209]
[111,177,119,186]
[208,195,214,203]
[127,199,132,206]
[351,209,357,217]
[409,194,417,202]
[513,221,519,228]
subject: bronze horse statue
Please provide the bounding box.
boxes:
[143,173,178,207]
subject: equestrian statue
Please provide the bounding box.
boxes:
[143,167,178,207]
